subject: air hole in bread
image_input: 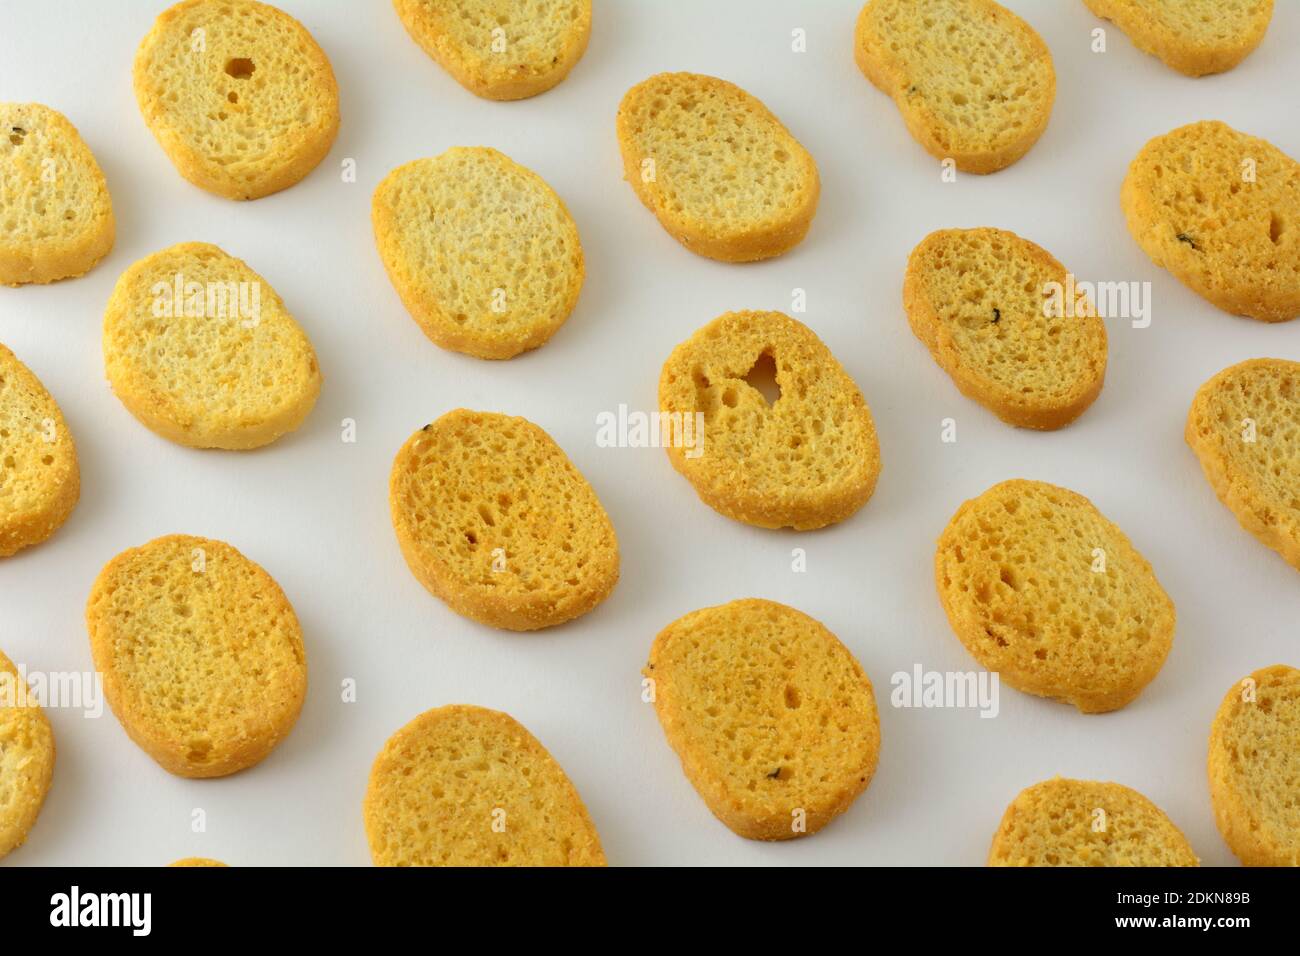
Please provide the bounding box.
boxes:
[744,350,782,406]
[1270,212,1284,244]
[8,127,25,146]
[224,58,256,79]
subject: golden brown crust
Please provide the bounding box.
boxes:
[168,857,228,866]
[1084,0,1274,76]
[0,648,55,860]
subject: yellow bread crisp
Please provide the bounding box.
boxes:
[904,228,1108,429]
[372,147,584,360]
[1186,359,1300,571]
[0,648,55,860]
[1122,121,1300,322]
[0,103,114,285]
[103,242,322,450]
[936,480,1175,713]
[658,310,880,530]
[133,0,340,200]
[1084,0,1274,76]
[989,778,1199,866]
[394,0,592,100]
[616,73,820,262]
[0,344,80,557]
[1208,665,1300,866]
[364,704,605,866]
[169,857,228,867]
[86,534,307,778]
[854,0,1056,174]
[389,409,618,630]
[645,599,880,841]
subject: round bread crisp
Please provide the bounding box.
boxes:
[169,857,228,867]
[86,534,307,778]
[616,73,820,262]
[0,102,114,286]
[1084,0,1274,77]
[372,147,584,360]
[389,409,619,630]
[903,228,1108,430]
[644,599,881,841]
[0,344,80,558]
[1208,664,1300,866]
[0,648,55,860]
[133,0,340,200]
[659,310,881,530]
[936,479,1175,713]
[103,242,322,450]
[393,0,592,100]
[363,704,605,866]
[989,778,1199,866]
[1122,121,1300,322]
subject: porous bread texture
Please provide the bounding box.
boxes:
[394,0,591,100]
[904,228,1108,430]
[0,103,114,285]
[1208,665,1300,866]
[364,704,605,866]
[645,599,880,841]
[936,480,1175,713]
[103,241,322,450]
[989,778,1199,866]
[658,310,880,530]
[1122,121,1300,322]
[1084,0,1273,76]
[372,147,583,360]
[1186,359,1300,572]
[86,534,307,778]
[0,648,55,860]
[854,0,1056,174]
[169,857,228,866]
[616,73,820,262]
[133,0,340,200]
[0,344,79,557]
[389,409,619,630]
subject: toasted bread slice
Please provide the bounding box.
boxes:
[1208,665,1300,866]
[372,147,583,360]
[645,599,880,841]
[616,73,819,262]
[989,778,1199,866]
[658,310,880,530]
[389,409,618,630]
[854,0,1056,174]
[394,0,591,100]
[936,479,1175,713]
[1122,121,1300,322]
[133,0,340,200]
[0,344,79,557]
[86,534,308,778]
[103,242,322,450]
[0,648,55,860]
[169,857,228,867]
[1085,0,1273,76]
[1186,359,1300,571]
[0,103,114,286]
[904,228,1108,429]
[364,704,605,866]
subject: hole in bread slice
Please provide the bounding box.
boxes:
[224,58,256,79]
[744,350,782,406]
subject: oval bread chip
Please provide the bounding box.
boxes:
[645,599,881,841]
[1084,0,1274,76]
[1122,121,1300,322]
[86,534,308,778]
[854,0,1056,174]
[904,228,1107,429]
[0,648,55,860]
[616,73,820,262]
[133,0,340,200]
[989,778,1199,866]
[372,147,584,360]
[364,704,605,866]
[393,0,592,100]
[103,242,322,450]
[0,344,80,557]
[936,479,1175,713]
[0,102,114,286]
[389,409,619,630]
[658,310,881,530]
[169,857,229,867]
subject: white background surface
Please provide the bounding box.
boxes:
[1,0,1298,867]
